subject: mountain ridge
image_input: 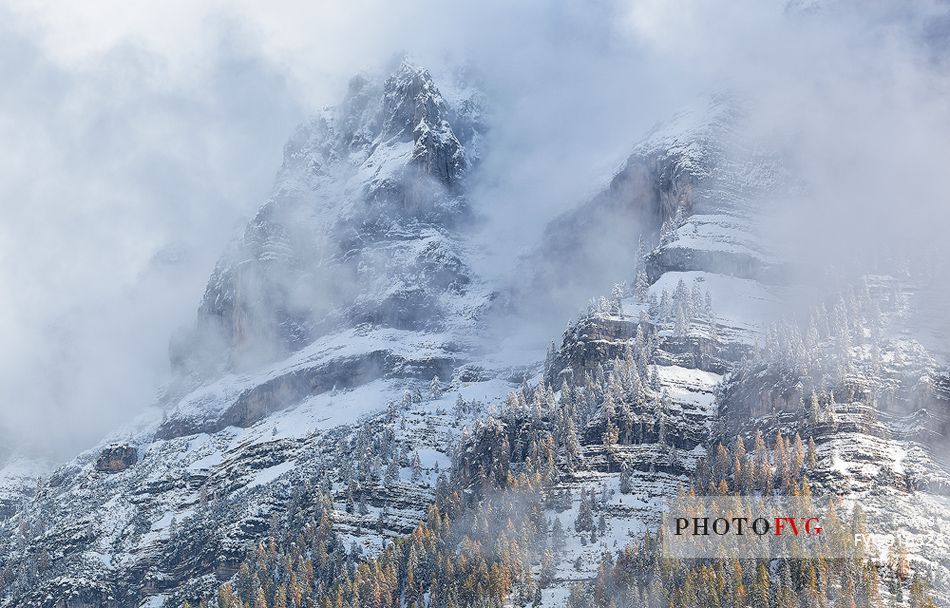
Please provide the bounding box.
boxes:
[1,61,948,608]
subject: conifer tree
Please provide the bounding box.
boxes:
[430,375,443,399]
[635,270,650,304]
[619,463,634,494]
[575,493,594,532]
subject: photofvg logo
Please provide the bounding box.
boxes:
[674,513,822,537]
[661,496,857,559]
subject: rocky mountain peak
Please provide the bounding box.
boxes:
[378,61,468,187]
[380,62,447,138]
[169,62,486,379]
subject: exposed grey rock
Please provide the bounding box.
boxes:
[94,446,138,474]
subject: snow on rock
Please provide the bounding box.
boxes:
[2,69,950,608]
[0,60,523,608]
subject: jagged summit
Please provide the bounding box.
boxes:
[171,61,487,378]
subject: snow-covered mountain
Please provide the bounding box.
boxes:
[1,60,948,608]
[0,60,533,607]
[531,99,950,604]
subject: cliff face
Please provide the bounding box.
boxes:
[528,99,950,603]
[172,61,484,377]
[508,98,740,322]
[151,61,503,445]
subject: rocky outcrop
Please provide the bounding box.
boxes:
[156,350,461,440]
[172,61,485,376]
[95,446,137,474]
[509,142,697,325]
[644,243,780,284]
[548,315,750,389]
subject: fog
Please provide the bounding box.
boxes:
[0,4,306,459]
[1,0,949,461]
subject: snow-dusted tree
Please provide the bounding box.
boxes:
[673,205,688,228]
[234,563,256,605]
[557,404,582,469]
[807,391,821,424]
[601,393,619,447]
[649,365,661,391]
[658,290,671,319]
[507,390,527,413]
[807,437,818,469]
[647,292,660,318]
[889,536,910,581]
[673,278,689,307]
[635,269,650,304]
[345,483,356,514]
[574,493,594,532]
[805,315,820,352]
[384,456,400,485]
[429,375,443,399]
[659,219,674,245]
[827,391,839,430]
[792,433,806,475]
[410,451,423,484]
[690,280,704,319]
[752,431,771,491]
[625,353,645,405]
[560,379,575,414]
[551,518,567,554]
[674,300,689,336]
[545,341,558,375]
[619,463,634,494]
[539,548,557,587]
[610,283,625,313]
[573,555,585,572]
[703,291,714,319]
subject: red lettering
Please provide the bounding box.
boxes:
[774,517,800,536]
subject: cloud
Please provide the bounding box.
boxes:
[0,0,690,460]
[619,0,950,353]
[0,6,306,458]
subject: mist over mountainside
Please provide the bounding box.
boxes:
[2,1,950,607]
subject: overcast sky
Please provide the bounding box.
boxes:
[1,0,948,461]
